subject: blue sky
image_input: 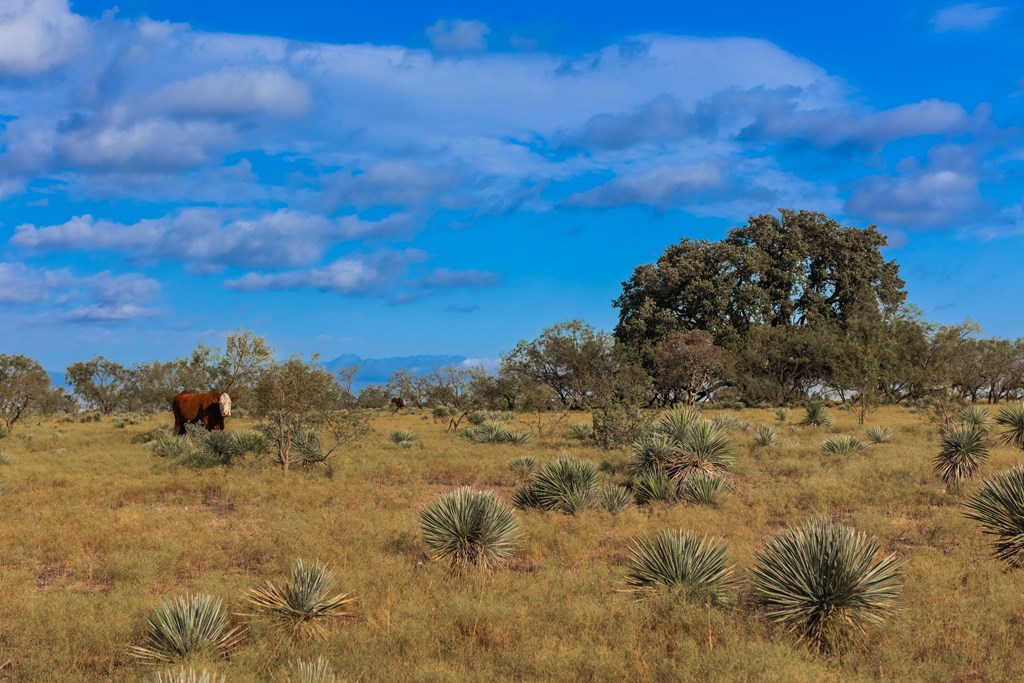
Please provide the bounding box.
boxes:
[0,0,1022,371]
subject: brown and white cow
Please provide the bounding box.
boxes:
[172,391,232,435]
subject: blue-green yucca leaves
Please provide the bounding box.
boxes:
[598,483,633,513]
[420,488,523,572]
[529,456,599,514]
[800,403,833,427]
[963,465,1024,567]
[864,426,893,444]
[633,468,673,505]
[567,423,593,441]
[247,559,355,638]
[128,594,245,663]
[507,456,536,479]
[628,432,674,476]
[663,420,736,483]
[752,424,779,448]
[152,669,225,683]
[935,424,990,487]
[151,434,190,458]
[960,405,992,432]
[820,435,869,456]
[680,472,729,506]
[283,656,336,683]
[652,407,702,443]
[995,401,1024,450]
[750,518,902,651]
[625,530,735,605]
[389,429,415,445]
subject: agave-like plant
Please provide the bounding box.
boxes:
[820,435,869,456]
[504,430,532,446]
[680,473,729,506]
[152,669,225,683]
[963,465,1024,566]
[712,413,749,432]
[775,408,790,423]
[800,403,833,427]
[529,456,599,514]
[935,424,989,487]
[864,426,893,444]
[511,484,539,509]
[752,425,778,448]
[231,431,269,457]
[652,407,702,443]
[247,560,355,638]
[466,411,486,426]
[628,433,674,476]
[507,456,536,479]
[960,405,992,432]
[389,429,416,446]
[151,434,190,458]
[662,420,736,483]
[568,423,593,441]
[598,484,632,513]
[128,594,245,663]
[624,530,734,605]
[995,402,1024,450]
[633,468,673,505]
[283,656,336,683]
[420,488,523,572]
[750,518,902,651]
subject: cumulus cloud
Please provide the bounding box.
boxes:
[224,250,427,295]
[0,0,89,77]
[0,262,160,321]
[147,68,312,118]
[565,162,724,210]
[426,19,490,53]
[931,3,1006,32]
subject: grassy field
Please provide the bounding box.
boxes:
[1,405,1022,682]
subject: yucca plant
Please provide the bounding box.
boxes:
[231,431,269,457]
[152,669,224,683]
[960,405,992,432]
[507,456,536,479]
[935,424,989,487]
[389,429,416,449]
[128,594,244,663]
[633,468,673,505]
[712,413,749,432]
[750,517,902,651]
[247,560,355,639]
[529,456,599,514]
[461,420,514,444]
[628,433,674,476]
[511,484,540,509]
[505,430,532,446]
[864,426,893,444]
[821,435,869,456]
[466,412,486,426]
[567,423,593,441]
[420,488,523,572]
[775,408,789,423]
[598,483,633,513]
[800,403,833,427]
[963,466,1024,566]
[624,530,734,605]
[662,420,736,483]
[0,451,12,466]
[996,401,1024,450]
[752,424,778,448]
[432,405,454,422]
[680,473,729,506]
[652,407,702,443]
[283,656,336,683]
[151,434,190,458]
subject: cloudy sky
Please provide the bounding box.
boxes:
[0,0,1021,370]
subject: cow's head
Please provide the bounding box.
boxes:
[219,392,232,417]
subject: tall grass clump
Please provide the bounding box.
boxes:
[567,423,593,441]
[151,434,190,458]
[507,456,536,479]
[152,669,224,683]
[960,405,992,432]
[800,403,833,427]
[752,425,778,448]
[247,559,355,639]
[128,594,244,663]
[712,413,749,432]
[598,484,632,513]
[526,456,599,514]
[864,426,893,444]
[283,656,336,682]
[0,451,10,466]
[963,466,1024,566]
[821,435,869,456]
[775,408,789,422]
[995,401,1024,450]
[389,429,416,449]
[750,518,902,651]
[935,424,989,487]
[680,473,729,506]
[624,530,734,605]
[419,488,523,572]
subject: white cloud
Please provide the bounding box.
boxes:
[931,3,1006,32]
[0,0,89,77]
[0,262,160,320]
[426,19,490,53]
[224,250,427,295]
[147,68,312,118]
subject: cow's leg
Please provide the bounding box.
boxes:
[173,418,184,436]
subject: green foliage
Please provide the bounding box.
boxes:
[750,518,902,651]
[995,401,1024,450]
[775,408,790,422]
[247,559,355,639]
[960,405,992,432]
[935,424,989,487]
[0,354,53,434]
[128,594,244,663]
[633,468,673,505]
[864,426,893,444]
[151,434,190,458]
[151,668,224,683]
[461,420,511,444]
[466,411,486,426]
[820,435,869,456]
[511,484,540,509]
[419,488,523,572]
[507,456,536,479]
[567,423,593,441]
[432,405,455,420]
[389,429,416,448]
[231,431,269,457]
[627,433,674,476]
[661,420,736,483]
[652,407,702,443]
[800,403,833,427]
[624,530,734,605]
[527,456,599,514]
[283,657,337,683]
[592,400,649,449]
[752,424,779,448]
[598,484,633,513]
[680,473,729,506]
[963,466,1024,567]
[712,413,749,432]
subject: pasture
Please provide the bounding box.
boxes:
[0,406,1022,682]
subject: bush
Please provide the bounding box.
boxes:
[995,401,1024,450]
[627,433,674,477]
[461,420,512,444]
[283,657,336,683]
[419,488,523,572]
[800,403,833,427]
[661,420,736,483]
[592,401,649,449]
[935,424,989,487]
[567,423,593,441]
[750,518,902,651]
[151,434,190,459]
[507,456,536,479]
[752,425,778,448]
[624,530,734,605]
[232,431,270,457]
[247,559,355,639]
[864,426,893,444]
[820,435,869,456]
[680,473,729,506]
[963,465,1024,566]
[152,669,224,683]
[505,430,532,446]
[527,456,599,514]
[128,594,244,663]
[598,484,632,513]
[633,468,673,505]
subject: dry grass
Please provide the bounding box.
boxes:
[0,406,1023,680]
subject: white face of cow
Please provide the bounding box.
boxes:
[219,393,232,417]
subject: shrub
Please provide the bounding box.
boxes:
[567,423,593,441]
[283,657,336,683]
[661,420,736,483]
[633,468,673,505]
[963,465,1024,566]
[752,425,778,448]
[128,594,244,663]
[775,408,789,423]
[389,429,416,449]
[419,488,523,572]
[750,518,902,651]
[231,431,270,457]
[592,401,649,448]
[624,530,734,605]
[995,401,1024,450]
[935,424,989,487]
[864,426,893,444]
[961,405,992,432]
[151,434,190,459]
[247,560,355,639]
[528,456,599,514]
[820,435,869,456]
[800,403,833,427]
[680,473,729,506]
[598,484,632,513]
[507,456,536,479]
[432,405,454,421]
[152,669,224,683]
[460,420,512,444]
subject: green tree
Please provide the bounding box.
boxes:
[65,356,128,414]
[0,355,52,433]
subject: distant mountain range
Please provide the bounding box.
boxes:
[324,354,467,390]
